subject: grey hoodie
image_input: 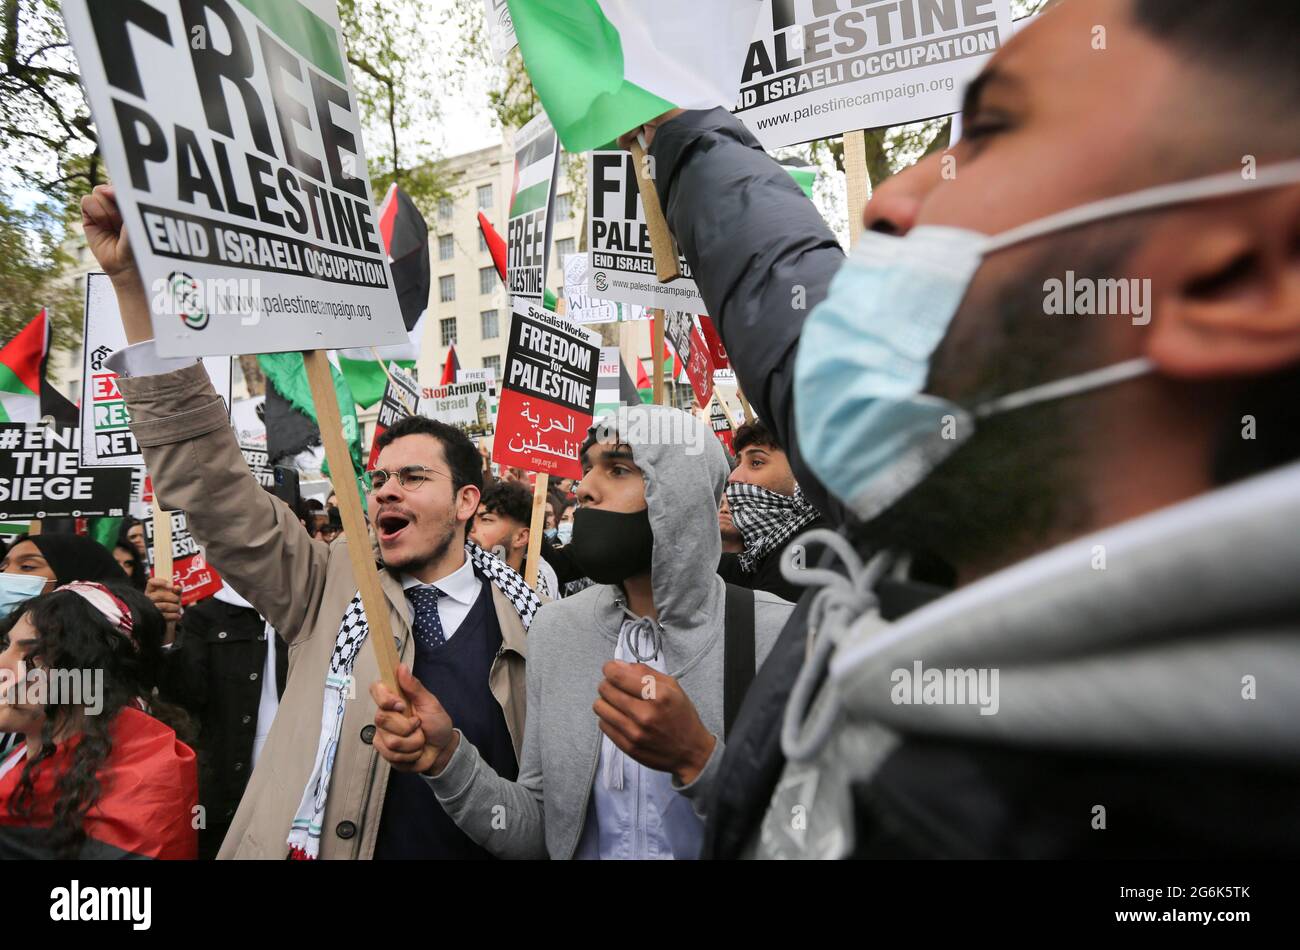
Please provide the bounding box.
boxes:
[757,460,1300,858]
[426,404,794,858]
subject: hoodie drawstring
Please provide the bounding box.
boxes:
[778,529,893,763]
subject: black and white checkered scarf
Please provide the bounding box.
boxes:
[726,482,820,574]
[287,539,540,859]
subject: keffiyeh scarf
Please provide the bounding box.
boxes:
[287,540,541,859]
[725,482,820,574]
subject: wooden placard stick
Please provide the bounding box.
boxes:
[302,349,401,694]
[736,386,754,423]
[523,473,549,592]
[843,129,872,247]
[152,505,173,582]
[628,138,681,283]
[712,389,740,434]
[652,310,666,407]
[27,520,41,537]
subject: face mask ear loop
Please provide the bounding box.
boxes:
[779,530,893,763]
[983,159,1300,257]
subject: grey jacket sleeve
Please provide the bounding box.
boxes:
[651,107,848,521]
[424,624,549,859]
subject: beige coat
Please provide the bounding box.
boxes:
[119,362,529,859]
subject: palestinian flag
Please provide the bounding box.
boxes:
[506,0,762,152]
[258,352,364,481]
[478,212,558,310]
[337,185,430,408]
[0,309,49,423]
[440,345,461,386]
[0,707,197,859]
[779,157,817,198]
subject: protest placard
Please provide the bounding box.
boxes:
[564,252,650,324]
[231,395,267,447]
[594,347,623,422]
[0,425,133,521]
[507,113,560,305]
[143,506,223,605]
[367,363,420,469]
[663,312,716,408]
[482,0,517,63]
[241,442,275,488]
[711,399,736,454]
[60,0,407,357]
[80,273,233,467]
[734,0,1014,150]
[420,380,496,441]
[589,151,708,315]
[494,298,600,479]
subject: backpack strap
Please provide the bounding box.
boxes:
[723,583,757,741]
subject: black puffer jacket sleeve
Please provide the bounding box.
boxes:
[651,107,847,522]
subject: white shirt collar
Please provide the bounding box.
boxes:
[400,551,479,607]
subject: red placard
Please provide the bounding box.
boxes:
[493,301,601,480]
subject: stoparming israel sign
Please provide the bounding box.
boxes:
[60,0,407,357]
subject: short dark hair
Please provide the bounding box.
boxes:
[1132,1,1300,132]
[733,419,782,455]
[374,416,484,496]
[479,480,532,528]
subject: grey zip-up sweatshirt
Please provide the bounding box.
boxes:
[424,404,794,858]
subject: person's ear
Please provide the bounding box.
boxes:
[513,526,530,555]
[457,485,481,525]
[1146,185,1300,378]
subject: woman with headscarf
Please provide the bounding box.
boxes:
[0,534,129,759]
[0,582,198,858]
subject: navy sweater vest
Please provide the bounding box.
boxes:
[374,573,518,859]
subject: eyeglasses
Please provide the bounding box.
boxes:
[363,465,451,492]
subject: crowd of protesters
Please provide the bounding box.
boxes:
[2,0,1298,860]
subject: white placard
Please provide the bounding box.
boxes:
[61,0,407,356]
[734,0,1014,149]
[80,272,232,467]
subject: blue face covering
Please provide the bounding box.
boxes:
[0,571,47,618]
[544,528,558,541]
[556,522,574,545]
[794,160,1300,522]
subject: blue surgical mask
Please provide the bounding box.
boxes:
[0,571,47,618]
[795,160,1300,522]
[543,527,558,541]
[556,522,573,545]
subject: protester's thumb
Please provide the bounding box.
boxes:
[396,664,433,710]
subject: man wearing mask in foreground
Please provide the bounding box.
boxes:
[627,0,1300,857]
[370,405,795,858]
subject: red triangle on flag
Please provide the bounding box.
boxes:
[440,345,461,386]
[0,308,49,394]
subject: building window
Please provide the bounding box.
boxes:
[480,309,499,340]
[484,355,501,377]
[438,196,454,221]
[441,318,458,347]
[555,193,572,219]
[438,234,454,261]
[478,229,488,253]
[479,266,497,295]
[477,184,493,210]
[555,238,576,265]
[439,275,455,302]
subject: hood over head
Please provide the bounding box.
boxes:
[586,404,729,631]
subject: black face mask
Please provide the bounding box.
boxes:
[569,506,654,585]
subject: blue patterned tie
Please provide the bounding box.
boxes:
[405,586,447,651]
